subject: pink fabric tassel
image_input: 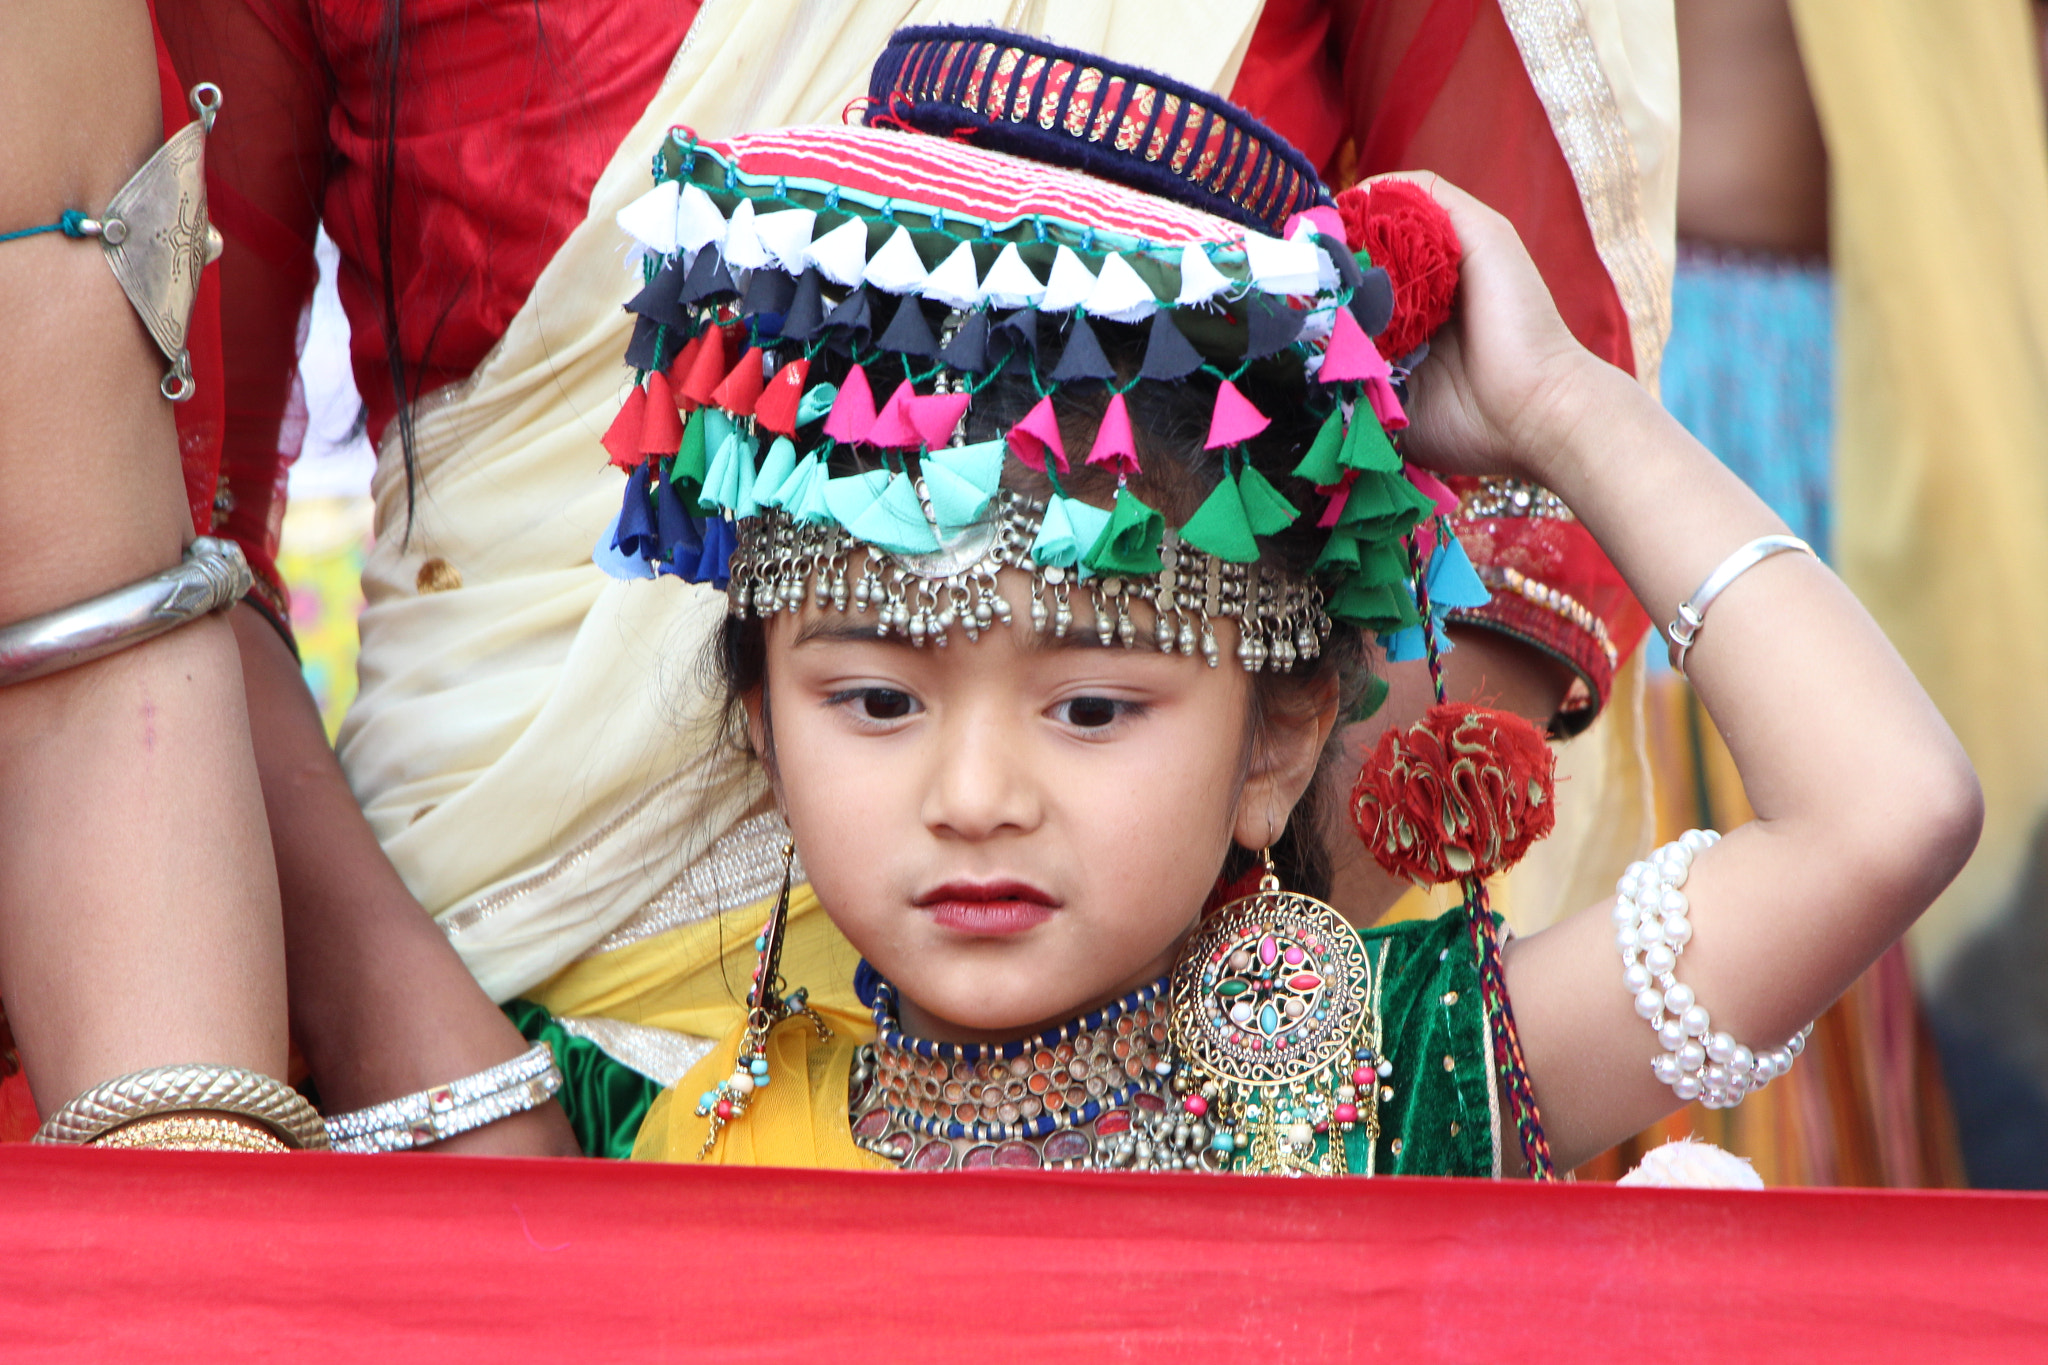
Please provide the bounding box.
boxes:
[908,392,971,450]
[863,381,921,449]
[1205,379,1270,449]
[1007,395,1069,473]
[1084,392,1140,478]
[1318,307,1391,385]
[822,364,879,445]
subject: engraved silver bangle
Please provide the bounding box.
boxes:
[324,1043,562,1153]
[0,536,253,687]
[34,1063,330,1150]
[1664,534,1814,677]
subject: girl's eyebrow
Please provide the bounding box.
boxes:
[790,615,1162,653]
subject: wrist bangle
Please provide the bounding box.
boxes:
[1664,534,1814,678]
[324,1043,561,1153]
[1614,831,1811,1109]
[35,1064,329,1150]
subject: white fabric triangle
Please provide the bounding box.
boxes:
[721,198,772,270]
[675,183,728,257]
[1037,245,1097,313]
[804,216,870,287]
[863,225,930,294]
[1082,251,1159,323]
[615,180,680,255]
[1176,243,1233,306]
[752,208,817,274]
[1289,216,1341,291]
[922,239,983,310]
[978,242,1045,309]
[1241,231,1322,294]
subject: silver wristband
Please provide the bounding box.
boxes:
[325,1043,561,1153]
[1664,534,1814,677]
[0,536,253,687]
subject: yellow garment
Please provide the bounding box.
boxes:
[526,881,866,1045]
[1788,0,2048,978]
[632,1002,887,1169]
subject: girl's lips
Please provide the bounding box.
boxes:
[917,882,1059,936]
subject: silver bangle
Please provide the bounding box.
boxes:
[0,536,252,687]
[325,1043,562,1153]
[1664,534,1814,677]
[35,1064,330,1150]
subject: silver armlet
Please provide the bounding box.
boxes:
[0,535,253,687]
[324,1043,564,1154]
[74,83,226,401]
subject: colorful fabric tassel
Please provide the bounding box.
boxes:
[1206,379,1269,449]
[1007,395,1068,473]
[822,365,878,445]
[1084,392,1140,478]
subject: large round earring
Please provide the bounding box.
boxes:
[1168,846,1387,1176]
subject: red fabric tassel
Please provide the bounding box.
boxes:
[639,371,684,456]
[708,346,768,416]
[602,384,650,470]
[676,327,730,408]
[755,358,810,437]
[1350,703,1555,885]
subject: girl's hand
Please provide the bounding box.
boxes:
[1361,174,1606,485]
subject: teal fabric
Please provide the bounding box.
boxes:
[504,999,662,1159]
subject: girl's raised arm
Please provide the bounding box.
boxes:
[1394,178,1982,1169]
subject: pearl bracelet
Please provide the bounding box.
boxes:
[1614,831,1811,1109]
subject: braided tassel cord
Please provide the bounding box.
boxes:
[1410,517,1559,1180]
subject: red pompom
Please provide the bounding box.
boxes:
[1333,180,1461,363]
[1350,703,1556,885]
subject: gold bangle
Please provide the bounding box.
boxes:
[89,1113,291,1154]
[35,1065,330,1150]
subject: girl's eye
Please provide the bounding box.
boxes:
[845,688,917,721]
[1054,696,1128,729]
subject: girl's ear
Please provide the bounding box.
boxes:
[1232,675,1343,853]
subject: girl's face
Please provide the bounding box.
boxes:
[755,567,1329,1043]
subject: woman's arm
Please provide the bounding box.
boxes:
[0,0,285,1109]
[163,0,577,1153]
[1395,177,1982,1170]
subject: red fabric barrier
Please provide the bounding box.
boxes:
[3,1145,2042,1360]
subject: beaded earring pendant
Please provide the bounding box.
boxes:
[694,839,831,1157]
[1167,849,1387,1175]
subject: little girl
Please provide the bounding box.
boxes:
[606,29,1979,1177]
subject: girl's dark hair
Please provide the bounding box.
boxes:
[715,307,1373,899]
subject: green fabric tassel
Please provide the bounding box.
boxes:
[502,999,660,1159]
[1084,485,1165,576]
[1292,407,1347,485]
[672,408,710,493]
[1339,409,1402,473]
[1178,474,1260,563]
[1237,464,1300,536]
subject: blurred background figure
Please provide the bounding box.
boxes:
[1637,0,2048,1188]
